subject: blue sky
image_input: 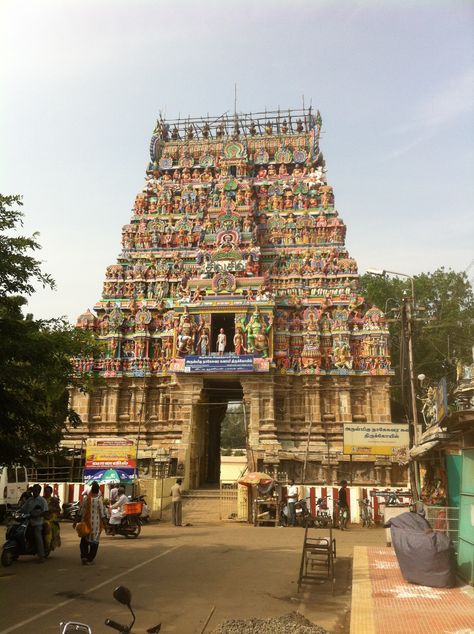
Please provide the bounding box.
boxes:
[1,0,473,321]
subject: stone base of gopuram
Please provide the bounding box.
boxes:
[66,370,406,488]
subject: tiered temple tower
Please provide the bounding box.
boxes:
[69,108,402,487]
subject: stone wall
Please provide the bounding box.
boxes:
[66,369,405,486]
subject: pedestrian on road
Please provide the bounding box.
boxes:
[338,479,349,530]
[287,479,299,527]
[20,484,48,562]
[75,481,107,565]
[170,478,183,526]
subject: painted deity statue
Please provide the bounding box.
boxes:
[197,328,210,356]
[233,326,245,355]
[333,344,352,369]
[244,307,273,357]
[216,328,227,356]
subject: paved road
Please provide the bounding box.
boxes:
[0,521,385,634]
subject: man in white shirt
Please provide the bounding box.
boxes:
[287,479,299,527]
[170,478,183,526]
[109,486,128,533]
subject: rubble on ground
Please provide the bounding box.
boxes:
[212,611,329,633]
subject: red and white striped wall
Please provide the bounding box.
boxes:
[300,485,411,524]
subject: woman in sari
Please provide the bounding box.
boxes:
[75,481,107,565]
[43,485,61,550]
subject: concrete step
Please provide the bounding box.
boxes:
[181,496,221,523]
[183,489,220,499]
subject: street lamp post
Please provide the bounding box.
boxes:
[366,268,420,499]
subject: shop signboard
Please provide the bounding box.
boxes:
[84,438,136,484]
[83,467,135,484]
[343,423,410,456]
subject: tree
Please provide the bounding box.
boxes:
[0,194,100,465]
[360,268,474,421]
[221,404,246,449]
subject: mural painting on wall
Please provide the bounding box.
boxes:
[74,108,391,378]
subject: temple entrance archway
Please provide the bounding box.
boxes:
[190,379,244,488]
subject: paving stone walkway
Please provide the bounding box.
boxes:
[351,546,474,634]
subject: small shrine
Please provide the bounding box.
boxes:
[68,107,400,487]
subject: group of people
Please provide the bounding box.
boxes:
[18,484,61,562]
[17,481,131,566]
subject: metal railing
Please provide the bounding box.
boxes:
[423,505,460,551]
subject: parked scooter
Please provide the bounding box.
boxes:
[1,512,51,566]
[294,497,315,527]
[61,500,80,521]
[314,496,333,528]
[60,585,161,633]
[358,498,374,528]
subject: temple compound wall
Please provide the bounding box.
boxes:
[68,107,404,488]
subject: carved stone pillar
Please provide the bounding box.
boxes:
[106,387,119,424]
[338,378,352,422]
[364,377,373,422]
[374,465,382,485]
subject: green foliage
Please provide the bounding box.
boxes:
[0,195,55,296]
[220,405,246,449]
[0,194,101,465]
[360,268,474,420]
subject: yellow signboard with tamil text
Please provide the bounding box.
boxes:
[343,423,409,456]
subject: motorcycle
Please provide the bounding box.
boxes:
[105,502,142,539]
[358,498,374,528]
[1,512,51,567]
[60,585,161,633]
[61,500,81,521]
[293,497,315,527]
[129,495,150,523]
[314,496,333,528]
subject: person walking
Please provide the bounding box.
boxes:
[74,481,107,565]
[170,478,183,526]
[287,479,299,527]
[338,480,349,530]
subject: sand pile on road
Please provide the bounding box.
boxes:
[212,611,329,633]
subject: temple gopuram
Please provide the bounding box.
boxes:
[69,107,403,488]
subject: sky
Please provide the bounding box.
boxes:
[1,0,473,322]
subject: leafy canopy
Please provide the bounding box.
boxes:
[0,194,100,465]
[360,268,474,421]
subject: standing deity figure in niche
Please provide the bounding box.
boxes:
[244,308,273,357]
[197,328,210,356]
[233,326,245,355]
[216,328,227,356]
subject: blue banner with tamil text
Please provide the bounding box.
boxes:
[184,355,264,373]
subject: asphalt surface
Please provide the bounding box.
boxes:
[0,520,386,634]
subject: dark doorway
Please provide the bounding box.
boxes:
[211,313,235,355]
[202,379,243,485]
